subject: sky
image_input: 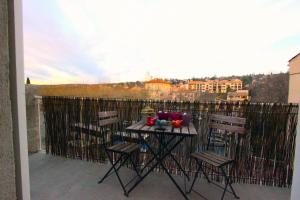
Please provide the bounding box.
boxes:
[23,0,300,84]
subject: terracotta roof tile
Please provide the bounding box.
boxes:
[146,78,171,84]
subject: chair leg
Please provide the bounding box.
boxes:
[226,164,240,199]
[110,154,129,196]
[100,151,129,195]
[187,161,202,194]
[98,155,123,183]
[198,161,210,183]
[113,163,128,195]
[129,153,141,178]
[228,180,239,199]
[220,169,229,200]
[220,166,239,200]
[98,153,130,184]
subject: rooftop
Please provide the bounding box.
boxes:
[146,78,172,85]
[30,153,291,200]
[288,52,300,63]
[188,79,242,84]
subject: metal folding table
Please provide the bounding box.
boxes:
[125,121,197,200]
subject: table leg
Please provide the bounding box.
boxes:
[153,134,190,181]
[140,135,177,173]
[154,135,189,200]
[126,134,187,198]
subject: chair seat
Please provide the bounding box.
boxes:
[191,151,234,167]
[107,142,139,154]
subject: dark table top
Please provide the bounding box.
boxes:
[126,121,197,137]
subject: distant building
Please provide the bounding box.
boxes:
[288,53,300,103]
[188,79,243,93]
[170,90,196,102]
[174,81,189,90]
[145,78,172,92]
[227,90,250,102]
[197,93,219,102]
[145,78,172,99]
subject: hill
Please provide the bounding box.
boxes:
[33,84,147,99]
[250,73,289,103]
[26,73,289,103]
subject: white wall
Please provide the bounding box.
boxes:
[9,0,31,199]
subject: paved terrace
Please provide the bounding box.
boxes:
[30,153,290,200]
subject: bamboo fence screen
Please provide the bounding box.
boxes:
[42,96,298,187]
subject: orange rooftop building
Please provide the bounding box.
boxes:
[145,78,172,99]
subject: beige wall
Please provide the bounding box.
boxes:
[289,55,300,103]
[0,0,17,199]
[26,85,41,152]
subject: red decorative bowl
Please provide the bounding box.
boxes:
[172,120,183,128]
[146,116,157,126]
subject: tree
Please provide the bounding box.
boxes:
[241,75,253,86]
[210,75,217,80]
[26,77,31,84]
[250,73,288,103]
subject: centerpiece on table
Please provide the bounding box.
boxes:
[155,111,170,130]
[145,111,192,129]
[158,111,191,129]
[169,112,183,128]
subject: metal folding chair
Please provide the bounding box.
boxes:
[97,111,141,196]
[187,114,247,200]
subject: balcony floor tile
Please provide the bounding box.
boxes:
[29,153,290,200]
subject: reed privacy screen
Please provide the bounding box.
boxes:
[42,96,298,187]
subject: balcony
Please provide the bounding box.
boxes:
[30,153,290,200]
[29,96,298,199]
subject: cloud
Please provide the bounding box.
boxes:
[24,0,300,83]
[23,0,109,84]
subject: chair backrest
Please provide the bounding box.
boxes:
[98,111,119,127]
[97,111,120,145]
[208,114,246,134]
[207,114,246,152]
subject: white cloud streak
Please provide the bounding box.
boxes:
[24,0,300,83]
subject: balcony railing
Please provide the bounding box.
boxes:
[42,96,298,187]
